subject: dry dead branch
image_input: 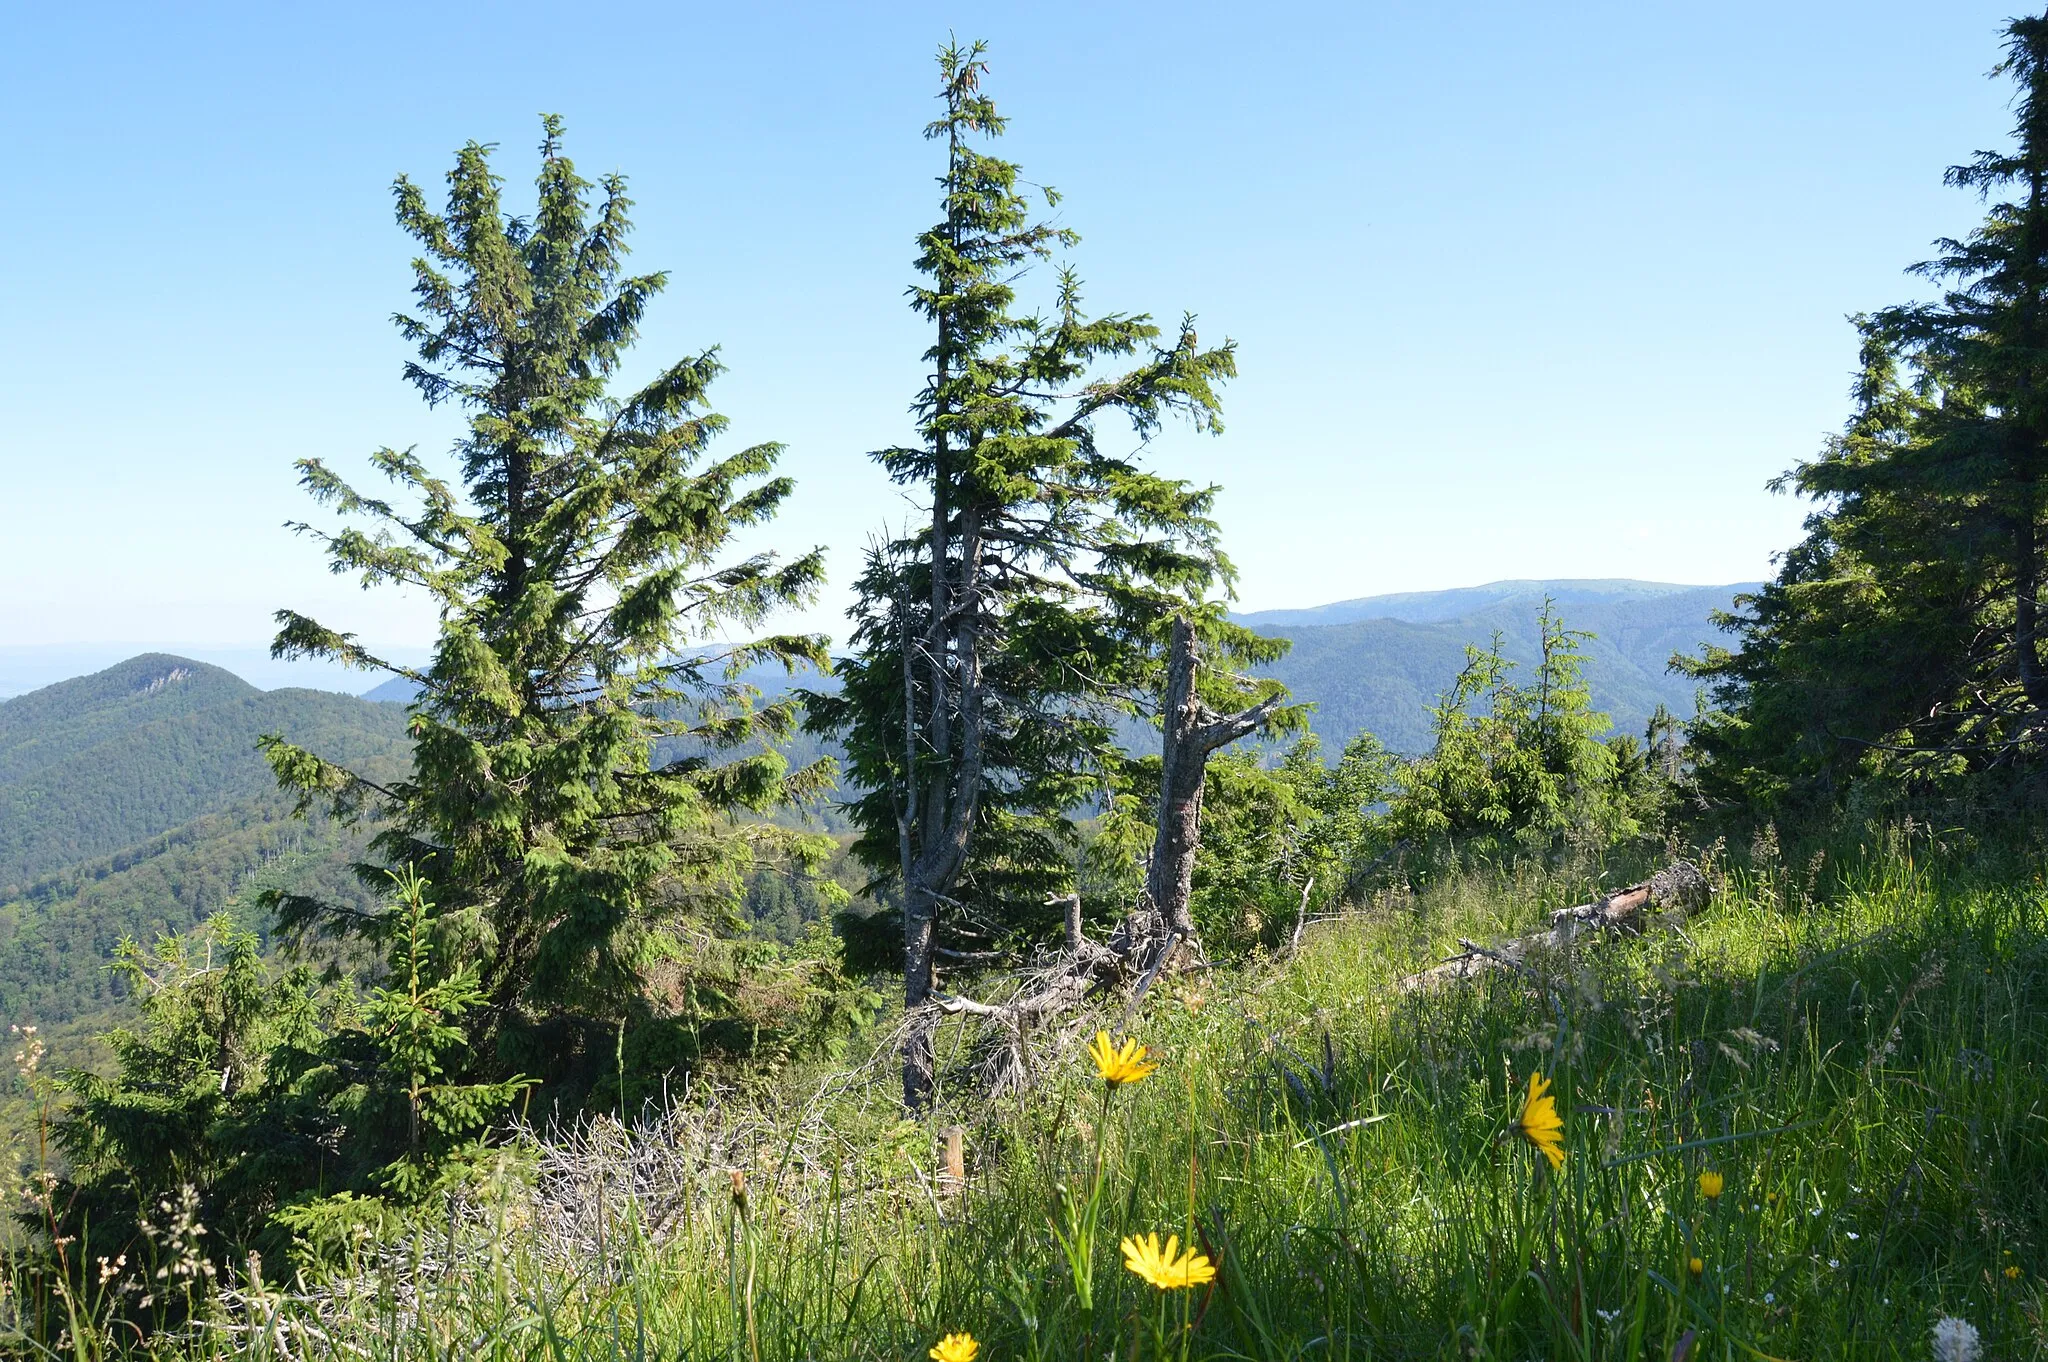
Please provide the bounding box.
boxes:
[1393,860,1710,992]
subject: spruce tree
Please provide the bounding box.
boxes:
[1386,605,1635,865]
[1682,328,1986,817]
[49,921,327,1260]
[1686,14,2048,816]
[263,119,832,1100]
[805,42,1282,1109]
[349,870,532,1200]
[1882,14,2048,714]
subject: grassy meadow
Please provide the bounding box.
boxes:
[7,829,2045,1360]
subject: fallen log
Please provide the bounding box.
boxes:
[1393,860,1709,993]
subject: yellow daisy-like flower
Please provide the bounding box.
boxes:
[2006,1264,2023,1280]
[1509,1072,1565,1170]
[1121,1232,1217,1290]
[1087,1031,1159,1087]
[1697,1170,1725,1199]
[1688,1256,1704,1278]
[930,1332,979,1362]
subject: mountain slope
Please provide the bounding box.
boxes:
[0,656,410,893]
[0,654,256,784]
[1246,580,1749,754]
[0,800,382,1030]
[1237,578,1732,629]
[0,654,410,1090]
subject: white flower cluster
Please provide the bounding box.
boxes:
[1931,1316,1981,1362]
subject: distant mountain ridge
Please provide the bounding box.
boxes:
[344,579,1753,756]
[361,675,419,704]
[0,654,410,894]
[1236,578,1750,629]
[0,645,435,700]
[0,654,409,1051]
[1243,579,1753,754]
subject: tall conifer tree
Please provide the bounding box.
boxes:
[1882,14,2048,713]
[264,119,831,1094]
[806,43,1282,1109]
[1688,14,2048,815]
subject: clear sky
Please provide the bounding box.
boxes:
[0,1,2028,675]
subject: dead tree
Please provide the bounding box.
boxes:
[935,616,1283,1090]
[1140,615,1287,966]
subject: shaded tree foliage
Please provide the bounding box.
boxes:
[1687,16,2048,822]
[48,874,529,1270]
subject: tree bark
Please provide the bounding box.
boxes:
[1142,616,1285,959]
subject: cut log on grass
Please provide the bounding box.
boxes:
[1393,860,1710,993]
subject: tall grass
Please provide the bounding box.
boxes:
[8,833,2046,1359]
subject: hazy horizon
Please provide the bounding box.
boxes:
[0,575,1754,698]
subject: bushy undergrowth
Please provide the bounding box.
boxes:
[8,832,2046,1359]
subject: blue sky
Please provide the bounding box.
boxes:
[0,1,2026,682]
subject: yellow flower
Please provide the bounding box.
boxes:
[1688,1256,1704,1278]
[930,1333,979,1362]
[2006,1264,2023,1280]
[1121,1232,1217,1290]
[1697,1170,1725,1199]
[1510,1072,1565,1170]
[1087,1031,1159,1087]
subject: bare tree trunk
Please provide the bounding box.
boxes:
[900,500,990,1112]
[901,483,949,1111]
[1143,616,1284,961]
[902,888,939,1109]
[923,621,1280,1095]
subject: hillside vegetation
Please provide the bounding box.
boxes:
[0,656,409,1112]
[19,12,2048,1361]
[1248,581,1743,754]
[14,839,2040,1360]
[0,656,409,894]
[0,804,381,1030]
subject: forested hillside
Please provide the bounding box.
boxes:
[0,804,380,1032]
[0,655,410,893]
[0,654,409,1068]
[1246,580,1744,752]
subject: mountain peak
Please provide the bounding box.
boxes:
[1,652,256,722]
[120,654,213,696]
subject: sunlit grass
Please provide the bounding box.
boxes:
[7,833,2046,1359]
